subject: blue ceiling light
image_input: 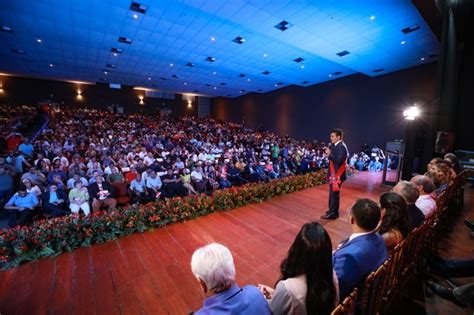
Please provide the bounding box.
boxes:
[233,36,246,44]
[0,1,439,97]
[274,20,293,31]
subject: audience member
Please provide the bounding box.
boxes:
[190,243,271,315]
[332,198,388,297]
[4,185,39,227]
[410,175,437,217]
[393,181,425,231]
[258,222,339,315]
[377,192,410,252]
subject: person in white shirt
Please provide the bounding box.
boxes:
[146,171,162,200]
[143,152,156,166]
[411,175,437,217]
[130,173,150,204]
[67,173,89,189]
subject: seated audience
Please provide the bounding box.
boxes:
[393,181,425,231]
[145,170,162,200]
[4,185,39,227]
[88,175,116,212]
[42,183,68,217]
[377,192,410,252]
[130,172,150,204]
[410,175,437,217]
[0,166,14,205]
[258,222,339,315]
[69,180,91,216]
[22,178,42,197]
[332,198,388,298]
[190,243,271,315]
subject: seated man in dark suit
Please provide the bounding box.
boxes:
[42,183,68,217]
[393,180,425,231]
[333,198,388,298]
[88,175,117,212]
[191,243,271,315]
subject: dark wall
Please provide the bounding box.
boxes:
[0,75,197,116]
[212,63,437,151]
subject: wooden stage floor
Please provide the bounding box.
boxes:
[0,172,471,314]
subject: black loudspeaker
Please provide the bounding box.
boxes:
[435,131,455,154]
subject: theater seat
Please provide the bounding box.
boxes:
[112,182,130,205]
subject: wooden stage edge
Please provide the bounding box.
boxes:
[0,171,471,315]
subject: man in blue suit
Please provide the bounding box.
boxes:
[333,198,388,297]
[322,128,349,219]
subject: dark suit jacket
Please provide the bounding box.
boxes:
[328,141,349,182]
[88,181,115,201]
[42,189,68,208]
[333,232,388,297]
[407,204,425,231]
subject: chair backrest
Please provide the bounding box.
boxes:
[359,260,389,314]
[331,288,358,315]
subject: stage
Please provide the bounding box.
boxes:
[0,171,471,314]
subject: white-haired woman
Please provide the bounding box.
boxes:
[190,243,271,315]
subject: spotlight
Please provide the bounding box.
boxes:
[370,15,376,20]
[139,95,145,104]
[187,100,192,108]
[263,53,267,57]
[400,41,406,45]
[403,105,420,120]
[36,38,42,43]
[211,36,215,41]
[133,14,138,19]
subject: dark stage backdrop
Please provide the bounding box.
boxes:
[0,75,198,117]
[212,63,437,152]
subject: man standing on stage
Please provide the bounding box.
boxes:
[321,128,348,220]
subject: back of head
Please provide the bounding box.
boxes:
[379,192,410,237]
[280,222,335,315]
[394,181,420,204]
[191,243,236,293]
[351,198,381,231]
[410,175,435,194]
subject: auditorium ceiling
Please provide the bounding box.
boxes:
[0,0,439,97]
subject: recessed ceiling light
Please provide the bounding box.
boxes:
[263,53,267,57]
[49,63,54,67]
[130,2,148,14]
[329,74,333,77]
[104,71,108,75]
[1,25,13,33]
[118,36,132,44]
[211,36,215,41]
[274,84,278,87]
[247,78,250,81]
[184,82,187,85]
[170,63,174,67]
[401,41,406,45]
[133,14,138,19]
[36,38,42,43]
[274,20,293,31]
[421,57,425,61]
[300,65,305,69]
[148,77,151,80]
[233,36,246,44]
[186,62,195,67]
[336,50,350,57]
[213,71,217,75]
[370,15,376,20]
[113,53,117,56]
[206,56,216,62]
[213,87,217,90]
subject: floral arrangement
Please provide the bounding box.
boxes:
[0,170,326,269]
